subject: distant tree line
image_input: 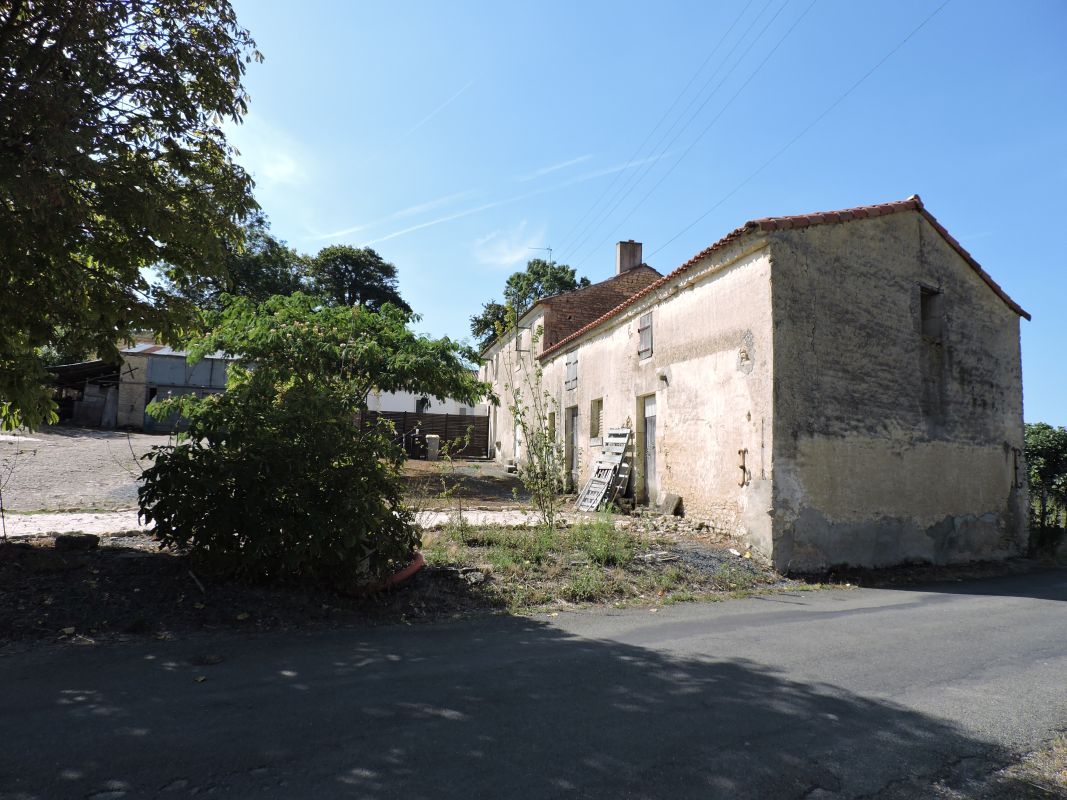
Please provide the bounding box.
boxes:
[161,212,410,315]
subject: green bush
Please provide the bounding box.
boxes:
[140,412,416,586]
[138,293,486,586]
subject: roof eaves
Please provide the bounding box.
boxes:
[539,195,1029,359]
[540,223,761,359]
[478,265,664,357]
[913,204,1030,321]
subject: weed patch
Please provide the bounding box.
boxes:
[420,521,785,612]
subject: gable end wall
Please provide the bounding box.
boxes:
[769,211,1027,571]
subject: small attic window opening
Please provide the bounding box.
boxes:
[920,287,944,343]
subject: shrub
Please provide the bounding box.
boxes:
[138,294,486,586]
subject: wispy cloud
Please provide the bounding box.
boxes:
[561,151,675,186]
[362,199,512,246]
[311,190,476,241]
[517,154,593,182]
[473,221,546,268]
[227,113,310,188]
[405,80,475,138]
[355,152,677,246]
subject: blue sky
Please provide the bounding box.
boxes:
[226,0,1066,426]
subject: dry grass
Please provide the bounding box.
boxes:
[1002,735,1067,797]
[421,518,783,612]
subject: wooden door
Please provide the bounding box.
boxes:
[643,395,657,504]
[566,406,579,490]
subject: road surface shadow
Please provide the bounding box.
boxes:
[0,615,1045,799]
[840,567,1067,603]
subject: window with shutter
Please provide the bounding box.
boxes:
[589,398,603,439]
[564,353,577,390]
[638,312,653,358]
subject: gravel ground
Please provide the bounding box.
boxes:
[2,508,587,538]
[0,427,524,515]
[0,426,166,512]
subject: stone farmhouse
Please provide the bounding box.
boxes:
[479,196,1030,572]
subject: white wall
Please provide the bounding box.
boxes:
[367,389,487,416]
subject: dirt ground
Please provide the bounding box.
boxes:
[400,457,528,509]
[0,426,165,511]
[0,532,499,649]
[0,523,789,649]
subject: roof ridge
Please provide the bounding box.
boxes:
[539,195,1027,359]
[538,263,661,304]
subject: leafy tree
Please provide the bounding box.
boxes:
[164,213,308,310]
[504,258,591,314]
[470,259,589,349]
[138,293,486,586]
[470,301,509,351]
[309,245,411,313]
[1025,422,1067,552]
[37,327,97,366]
[0,0,259,430]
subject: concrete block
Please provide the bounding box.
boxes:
[425,434,440,461]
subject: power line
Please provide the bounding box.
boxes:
[559,0,768,257]
[554,0,759,256]
[561,0,789,263]
[648,0,952,260]
[571,0,817,268]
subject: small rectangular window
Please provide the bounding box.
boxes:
[564,352,578,390]
[589,398,603,439]
[638,312,653,358]
[547,411,556,442]
[920,287,943,342]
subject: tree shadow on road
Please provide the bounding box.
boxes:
[0,614,1050,799]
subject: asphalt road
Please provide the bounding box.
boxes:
[1,571,1065,799]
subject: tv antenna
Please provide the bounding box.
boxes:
[528,246,553,262]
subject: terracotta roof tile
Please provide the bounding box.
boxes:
[539,195,1029,359]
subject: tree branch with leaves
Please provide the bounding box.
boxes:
[0,0,261,429]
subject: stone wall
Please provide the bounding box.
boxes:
[769,211,1028,571]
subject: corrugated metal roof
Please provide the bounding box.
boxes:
[120,343,231,360]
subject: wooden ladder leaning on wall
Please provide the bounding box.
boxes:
[575,427,632,512]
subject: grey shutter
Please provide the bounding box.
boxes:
[638,313,653,358]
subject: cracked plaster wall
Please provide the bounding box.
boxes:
[538,244,775,547]
[768,211,1027,571]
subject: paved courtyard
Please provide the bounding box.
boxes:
[0,427,164,512]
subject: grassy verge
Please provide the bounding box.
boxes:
[422,516,783,612]
[999,734,1067,798]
